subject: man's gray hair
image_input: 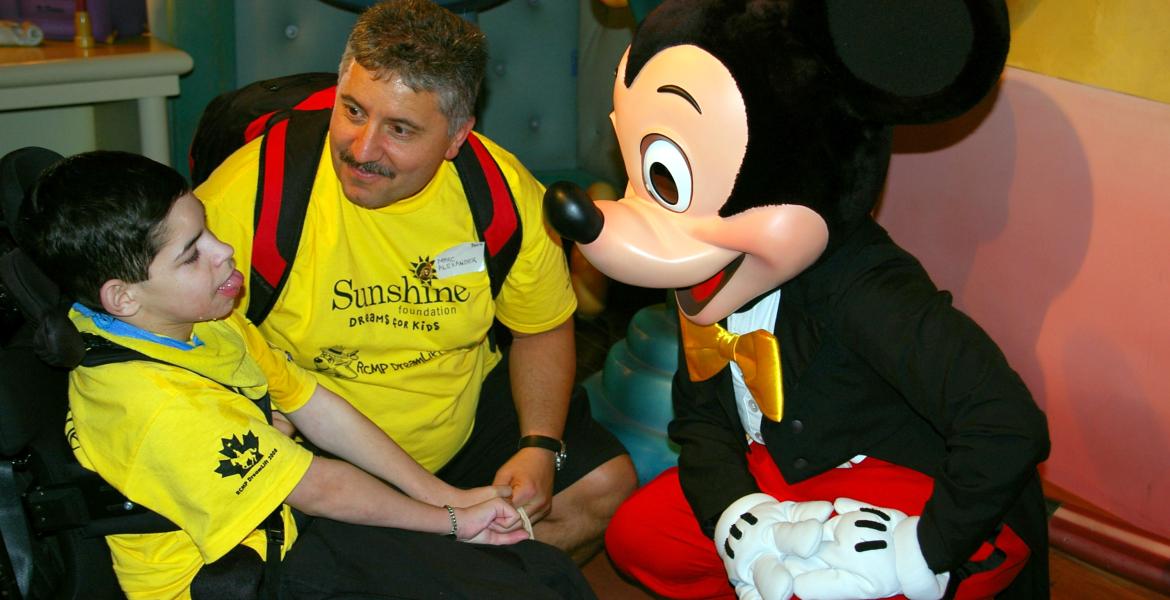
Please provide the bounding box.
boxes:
[340,0,487,136]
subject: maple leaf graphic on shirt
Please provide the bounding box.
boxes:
[215,430,262,478]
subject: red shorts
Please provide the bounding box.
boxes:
[605,444,1029,599]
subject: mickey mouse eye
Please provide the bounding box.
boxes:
[640,134,692,212]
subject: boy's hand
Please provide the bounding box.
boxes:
[457,498,531,545]
[445,485,525,534]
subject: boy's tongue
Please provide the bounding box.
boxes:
[218,270,244,298]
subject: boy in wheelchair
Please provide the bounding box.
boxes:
[13,150,591,599]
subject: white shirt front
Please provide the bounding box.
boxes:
[726,289,781,444]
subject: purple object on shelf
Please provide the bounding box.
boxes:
[14,0,146,42]
[0,0,20,20]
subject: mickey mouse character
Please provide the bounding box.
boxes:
[545,1,1050,598]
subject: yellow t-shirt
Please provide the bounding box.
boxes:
[68,310,316,599]
[199,133,576,471]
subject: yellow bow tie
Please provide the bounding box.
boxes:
[678,310,784,422]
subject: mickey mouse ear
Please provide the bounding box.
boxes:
[824,0,1009,124]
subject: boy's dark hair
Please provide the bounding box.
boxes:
[19,151,189,309]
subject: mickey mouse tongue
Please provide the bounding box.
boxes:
[676,255,744,315]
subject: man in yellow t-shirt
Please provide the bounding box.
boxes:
[198,0,636,563]
[20,150,594,598]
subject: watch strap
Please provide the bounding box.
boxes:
[517,435,566,471]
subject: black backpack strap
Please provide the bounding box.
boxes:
[189,75,338,325]
[245,120,522,339]
[9,337,181,540]
[247,108,332,325]
[0,458,33,598]
[259,509,283,600]
[189,73,337,187]
[79,333,153,366]
[453,132,522,300]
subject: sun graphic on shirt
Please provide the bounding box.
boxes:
[411,256,436,286]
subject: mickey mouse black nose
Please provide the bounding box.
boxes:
[543,181,604,244]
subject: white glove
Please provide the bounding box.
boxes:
[714,493,834,600]
[787,498,950,600]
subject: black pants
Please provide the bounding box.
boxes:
[200,353,622,599]
[278,517,596,600]
[436,352,628,492]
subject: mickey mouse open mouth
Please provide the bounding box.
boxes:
[676,254,744,316]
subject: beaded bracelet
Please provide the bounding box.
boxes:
[444,504,458,539]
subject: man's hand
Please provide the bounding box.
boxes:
[448,485,514,508]
[786,497,950,600]
[714,493,833,600]
[492,447,556,523]
[503,318,574,526]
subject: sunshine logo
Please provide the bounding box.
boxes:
[411,256,436,286]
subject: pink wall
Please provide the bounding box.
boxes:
[878,67,1170,540]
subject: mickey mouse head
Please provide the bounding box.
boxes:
[546,0,1008,325]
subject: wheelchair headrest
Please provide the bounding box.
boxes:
[1,146,62,244]
[0,147,86,368]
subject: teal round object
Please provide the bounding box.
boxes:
[624,304,679,374]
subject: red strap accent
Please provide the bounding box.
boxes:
[254,120,290,287]
[296,86,337,111]
[465,134,516,256]
[244,110,277,143]
[242,86,336,143]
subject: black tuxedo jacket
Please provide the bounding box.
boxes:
[670,218,1050,596]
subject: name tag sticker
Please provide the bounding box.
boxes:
[435,242,486,279]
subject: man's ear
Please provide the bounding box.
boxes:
[444,116,477,160]
[99,279,140,317]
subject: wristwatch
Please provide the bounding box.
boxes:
[517,435,567,472]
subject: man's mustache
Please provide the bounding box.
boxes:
[340,151,394,178]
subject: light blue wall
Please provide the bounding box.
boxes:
[153,0,632,185]
[477,0,579,174]
[233,0,356,85]
[147,0,236,178]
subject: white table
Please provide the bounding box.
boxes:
[0,37,192,165]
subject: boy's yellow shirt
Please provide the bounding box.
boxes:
[67,310,316,599]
